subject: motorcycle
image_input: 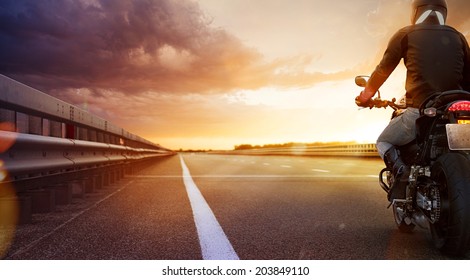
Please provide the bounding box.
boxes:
[355,75,470,256]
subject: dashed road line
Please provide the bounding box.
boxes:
[312,169,330,173]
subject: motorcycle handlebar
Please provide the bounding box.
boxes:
[354,76,407,111]
[360,97,406,111]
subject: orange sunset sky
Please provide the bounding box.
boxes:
[1,0,469,150]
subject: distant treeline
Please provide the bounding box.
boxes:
[233,141,358,151]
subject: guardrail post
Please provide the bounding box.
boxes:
[69,180,85,199]
[65,124,75,139]
[28,115,42,135]
[101,167,112,185]
[89,130,97,142]
[109,168,116,185]
[49,120,62,137]
[84,176,95,194]
[50,183,73,205]
[93,173,103,190]
[78,127,88,141]
[16,113,28,133]
[23,188,56,213]
[97,132,104,143]
[0,109,15,129]
[118,165,125,179]
[102,170,110,187]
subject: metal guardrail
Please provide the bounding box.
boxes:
[0,74,174,191]
[215,143,379,157]
[0,74,167,149]
[1,131,168,174]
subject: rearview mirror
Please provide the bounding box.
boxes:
[355,76,369,87]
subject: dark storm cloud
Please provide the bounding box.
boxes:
[1,0,468,97]
[0,0,263,94]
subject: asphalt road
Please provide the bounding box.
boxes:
[2,153,458,260]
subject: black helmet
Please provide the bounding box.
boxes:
[411,0,447,24]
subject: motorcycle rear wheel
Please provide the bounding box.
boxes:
[430,153,470,256]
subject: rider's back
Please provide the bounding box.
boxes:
[399,24,469,107]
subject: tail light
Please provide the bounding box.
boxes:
[449,101,470,124]
[449,101,470,112]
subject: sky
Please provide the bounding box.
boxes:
[0,0,469,150]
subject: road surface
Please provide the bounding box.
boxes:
[2,153,457,260]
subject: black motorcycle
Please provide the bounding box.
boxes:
[356,75,470,256]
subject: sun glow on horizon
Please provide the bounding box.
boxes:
[151,63,407,150]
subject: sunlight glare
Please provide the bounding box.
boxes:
[0,179,19,259]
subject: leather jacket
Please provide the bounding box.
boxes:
[367,22,470,108]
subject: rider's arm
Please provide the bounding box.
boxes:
[365,28,409,99]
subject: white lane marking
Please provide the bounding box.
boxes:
[179,155,239,260]
[263,163,270,166]
[281,165,292,168]
[312,169,330,173]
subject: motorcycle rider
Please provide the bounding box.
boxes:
[356,0,470,202]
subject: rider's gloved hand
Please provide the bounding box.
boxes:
[355,93,372,108]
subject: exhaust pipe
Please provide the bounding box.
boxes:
[412,212,429,229]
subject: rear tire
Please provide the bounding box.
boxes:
[430,153,470,256]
